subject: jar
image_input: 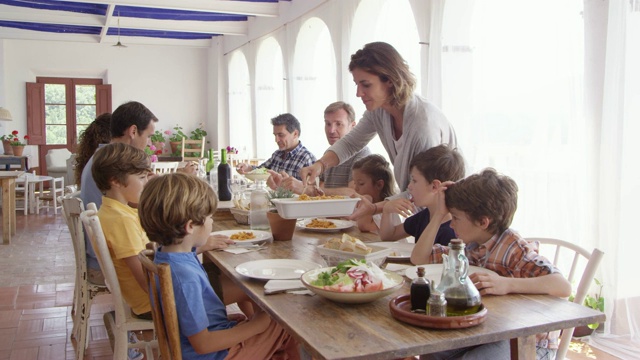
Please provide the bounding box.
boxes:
[427,291,447,317]
[436,239,482,316]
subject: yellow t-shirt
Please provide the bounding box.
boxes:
[98,196,150,315]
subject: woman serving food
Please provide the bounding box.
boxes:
[300,42,459,219]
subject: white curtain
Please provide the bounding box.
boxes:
[588,1,640,357]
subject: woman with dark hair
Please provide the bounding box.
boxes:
[301,42,458,217]
[74,113,111,187]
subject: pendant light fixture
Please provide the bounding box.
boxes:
[113,11,127,48]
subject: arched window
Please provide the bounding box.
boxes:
[291,17,336,157]
[227,51,252,158]
[349,0,421,161]
[255,37,286,160]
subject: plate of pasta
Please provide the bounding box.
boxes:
[296,218,355,232]
[210,230,273,244]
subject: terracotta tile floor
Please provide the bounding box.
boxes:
[0,210,619,360]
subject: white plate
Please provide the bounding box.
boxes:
[367,241,415,260]
[244,173,271,182]
[235,259,323,280]
[296,218,355,232]
[210,230,273,244]
[404,264,498,280]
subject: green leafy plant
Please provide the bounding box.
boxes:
[168,125,187,142]
[150,130,166,143]
[190,123,207,140]
[570,278,604,329]
[268,186,294,207]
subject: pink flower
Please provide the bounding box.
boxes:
[150,155,158,163]
[164,130,172,135]
[149,145,157,151]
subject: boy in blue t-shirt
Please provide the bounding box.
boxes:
[138,173,299,359]
[379,145,465,253]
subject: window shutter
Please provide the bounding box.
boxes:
[26,82,46,145]
[96,84,112,114]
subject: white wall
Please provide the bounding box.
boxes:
[0,39,209,142]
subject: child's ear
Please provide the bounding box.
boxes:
[477,216,491,230]
[375,179,384,190]
[431,179,442,191]
[184,220,195,235]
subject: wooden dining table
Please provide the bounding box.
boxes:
[1,170,24,244]
[204,216,605,360]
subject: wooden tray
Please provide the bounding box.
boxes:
[389,294,488,329]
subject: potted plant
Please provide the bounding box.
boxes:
[570,278,604,337]
[0,132,15,155]
[188,123,208,157]
[168,125,188,155]
[150,130,169,152]
[9,130,28,156]
[266,186,297,241]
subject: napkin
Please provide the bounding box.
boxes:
[384,263,412,274]
[223,247,254,254]
[264,280,314,296]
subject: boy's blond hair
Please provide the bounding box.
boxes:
[92,142,150,192]
[445,168,518,235]
[139,173,217,246]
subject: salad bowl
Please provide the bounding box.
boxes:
[244,168,271,182]
[301,267,404,304]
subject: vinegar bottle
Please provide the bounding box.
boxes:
[437,239,482,316]
[217,148,232,201]
[410,267,431,313]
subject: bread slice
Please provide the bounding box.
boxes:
[323,234,372,255]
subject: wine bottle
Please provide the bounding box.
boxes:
[217,149,232,201]
[205,149,214,175]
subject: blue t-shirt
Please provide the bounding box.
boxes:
[80,152,103,270]
[154,248,236,360]
[403,208,456,246]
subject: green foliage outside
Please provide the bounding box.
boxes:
[43,84,96,145]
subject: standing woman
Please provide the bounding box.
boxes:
[301,42,458,215]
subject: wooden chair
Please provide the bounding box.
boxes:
[527,237,604,360]
[39,176,64,214]
[60,193,110,360]
[15,174,28,215]
[80,203,158,359]
[139,249,182,360]
[151,161,179,174]
[180,137,205,162]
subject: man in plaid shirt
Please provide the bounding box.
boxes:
[237,113,316,181]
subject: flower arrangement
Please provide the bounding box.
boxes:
[226,146,239,154]
[190,123,207,140]
[144,144,163,162]
[8,130,28,146]
[168,125,188,142]
[150,130,167,143]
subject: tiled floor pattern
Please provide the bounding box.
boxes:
[0,210,618,359]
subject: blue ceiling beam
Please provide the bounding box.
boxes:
[0,20,101,34]
[0,0,107,15]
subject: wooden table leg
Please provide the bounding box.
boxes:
[2,179,13,244]
[510,335,536,360]
[10,179,16,235]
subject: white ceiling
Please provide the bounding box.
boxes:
[0,0,285,47]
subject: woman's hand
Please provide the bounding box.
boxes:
[299,162,323,189]
[236,163,252,174]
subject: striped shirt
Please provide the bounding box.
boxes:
[321,147,371,188]
[258,141,316,181]
[429,228,561,349]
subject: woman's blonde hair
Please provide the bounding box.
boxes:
[139,173,217,246]
[349,42,416,108]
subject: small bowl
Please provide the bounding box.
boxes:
[301,267,404,304]
[244,173,271,182]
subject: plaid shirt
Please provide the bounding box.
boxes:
[430,229,562,349]
[258,141,316,181]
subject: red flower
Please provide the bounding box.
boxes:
[155,150,162,155]
[12,137,18,142]
[24,135,29,140]
[11,130,18,135]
